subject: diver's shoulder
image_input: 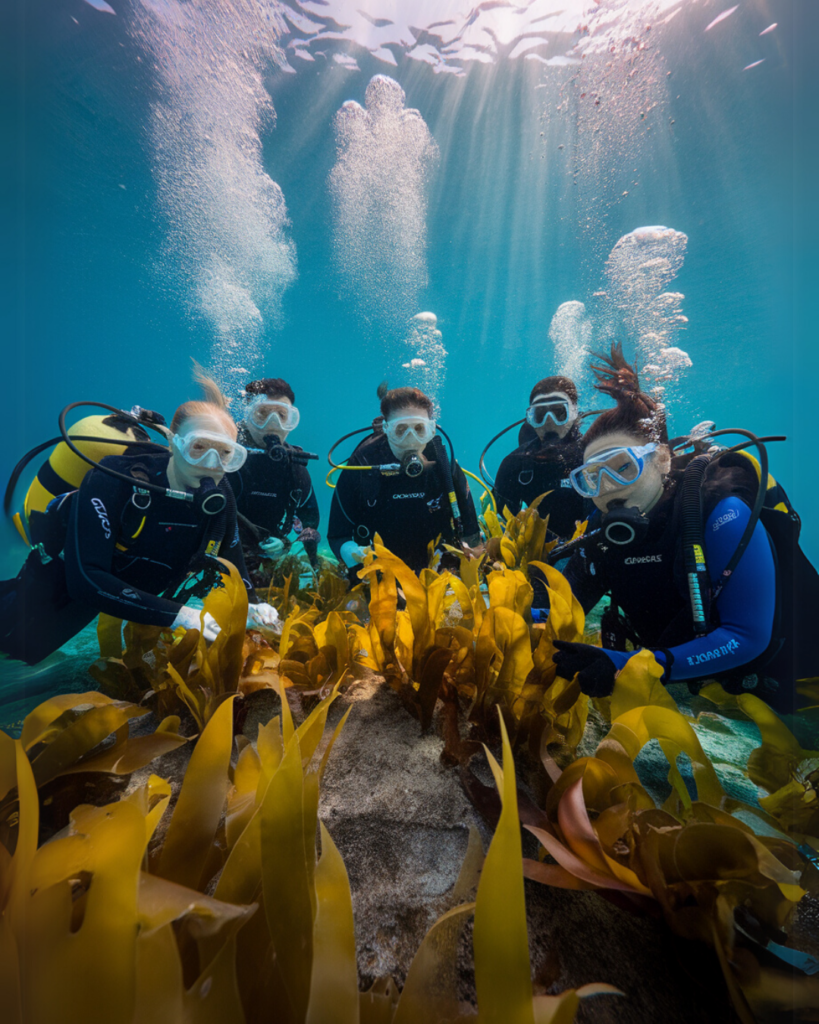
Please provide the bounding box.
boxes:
[96,450,169,475]
[349,433,389,465]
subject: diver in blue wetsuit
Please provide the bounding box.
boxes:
[550,343,819,715]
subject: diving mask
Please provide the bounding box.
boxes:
[172,430,248,473]
[245,395,300,433]
[525,392,576,430]
[384,415,437,452]
[570,443,657,498]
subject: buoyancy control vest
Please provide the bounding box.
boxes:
[27,452,232,601]
[595,450,819,690]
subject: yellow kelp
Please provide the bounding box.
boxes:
[0,680,353,1024]
[523,652,816,1023]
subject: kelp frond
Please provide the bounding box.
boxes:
[522,653,817,1022]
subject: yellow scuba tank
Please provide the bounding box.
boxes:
[18,416,147,535]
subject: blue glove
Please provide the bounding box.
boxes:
[259,536,286,559]
[340,541,367,567]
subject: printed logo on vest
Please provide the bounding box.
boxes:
[712,508,739,531]
[394,493,425,500]
[91,497,111,539]
[624,554,662,565]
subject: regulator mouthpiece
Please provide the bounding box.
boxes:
[198,477,226,516]
[265,435,288,463]
[601,505,650,547]
[402,452,424,478]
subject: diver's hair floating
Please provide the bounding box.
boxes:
[584,342,668,446]
[170,361,238,437]
[191,359,229,410]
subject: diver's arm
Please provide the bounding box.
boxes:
[563,548,607,615]
[655,497,776,681]
[327,469,359,562]
[294,465,321,531]
[65,469,184,626]
[222,488,260,604]
[592,498,776,681]
[452,460,481,544]
[492,454,523,518]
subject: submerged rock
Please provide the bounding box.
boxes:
[312,676,734,1020]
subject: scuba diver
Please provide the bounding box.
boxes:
[0,366,279,666]
[488,375,589,540]
[548,343,818,715]
[231,378,321,585]
[327,384,481,577]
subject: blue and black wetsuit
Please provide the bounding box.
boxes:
[564,455,818,712]
[494,423,589,540]
[0,452,257,665]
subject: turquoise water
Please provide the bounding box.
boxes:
[0,0,815,680]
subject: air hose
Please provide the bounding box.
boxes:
[431,433,462,540]
[58,402,191,501]
[705,429,779,602]
[4,432,167,516]
[478,419,525,488]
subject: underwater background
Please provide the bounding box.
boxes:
[0,0,815,573]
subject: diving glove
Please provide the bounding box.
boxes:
[340,541,367,567]
[247,602,280,631]
[171,606,221,642]
[259,536,286,559]
[553,640,618,698]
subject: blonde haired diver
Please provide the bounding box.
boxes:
[0,365,278,665]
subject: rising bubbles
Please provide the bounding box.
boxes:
[329,76,439,335]
[548,301,593,383]
[603,225,690,402]
[128,0,297,387]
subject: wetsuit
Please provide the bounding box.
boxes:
[494,424,588,540]
[564,455,818,712]
[328,433,480,574]
[0,452,258,665]
[232,426,319,551]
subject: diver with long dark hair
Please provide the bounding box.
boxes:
[232,377,321,583]
[489,375,588,540]
[549,344,818,714]
[327,384,481,576]
[0,367,279,665]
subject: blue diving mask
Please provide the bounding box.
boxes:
[570,443,657,498]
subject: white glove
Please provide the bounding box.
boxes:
[340,541,367,567]
[247,602,280,630]
[172,606,221,642]
[259,536,286,559]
